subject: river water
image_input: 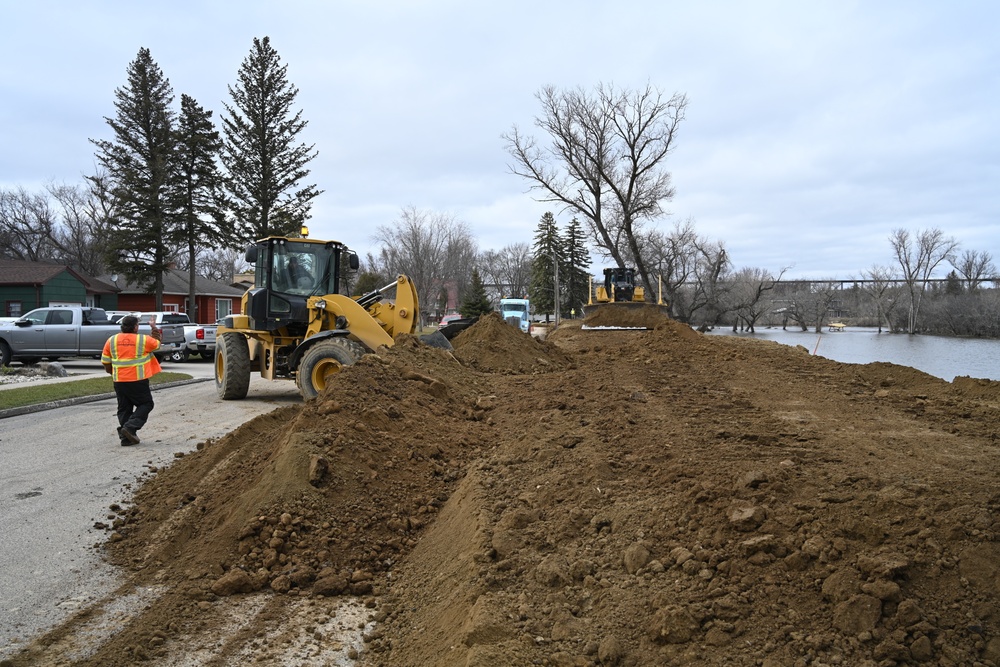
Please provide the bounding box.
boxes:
[708,326,1000,382]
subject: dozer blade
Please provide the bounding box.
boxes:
[581,303,671,330]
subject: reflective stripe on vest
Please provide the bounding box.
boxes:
[108,333,157,382]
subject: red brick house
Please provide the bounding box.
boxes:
[100,269,245,324]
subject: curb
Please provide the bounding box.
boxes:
[0,377,212,420]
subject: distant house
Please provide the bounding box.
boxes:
[99,269,246,324]
[0,259,117,317]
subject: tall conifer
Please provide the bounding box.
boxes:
[221,36,321,242]
[528,212,563,319]
[176,94,224,320]
[91,47,179,309]
[563,217,592,316]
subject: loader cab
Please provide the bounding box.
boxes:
[243,237,360,333]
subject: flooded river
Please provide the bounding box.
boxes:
[709,326,1000,382]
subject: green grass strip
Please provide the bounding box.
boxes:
[0,372,193,411]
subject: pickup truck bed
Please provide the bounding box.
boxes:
[136,312,216,362]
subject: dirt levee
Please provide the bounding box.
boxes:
[13,317,1000,666]
[582,303,682,332]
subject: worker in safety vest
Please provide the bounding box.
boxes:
[101,314,163,446]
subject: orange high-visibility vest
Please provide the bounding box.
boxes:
[101,333,162,382]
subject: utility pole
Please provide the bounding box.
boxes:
[553,251,561,327]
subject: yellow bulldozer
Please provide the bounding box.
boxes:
[216,232,449,401]
[582,267,670,329]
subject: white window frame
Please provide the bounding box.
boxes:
[215,298,232,321]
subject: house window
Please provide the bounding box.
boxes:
[215,299,232,321]
[163,303,178,312]
[6,301,22,317]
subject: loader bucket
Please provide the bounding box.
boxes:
[437,317,479,340]
[418,331,453,350]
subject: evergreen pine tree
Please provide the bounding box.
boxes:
[91,47,180,310]
[221,36,322,243]
[562,217,591,316]
[176,94,224,320]
[528,212,563,321]
[459,268,493,318]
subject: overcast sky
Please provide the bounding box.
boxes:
[2,1,997,279]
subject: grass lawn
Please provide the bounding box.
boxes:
[0,372,192,411]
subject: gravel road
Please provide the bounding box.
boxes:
[0,359,301,658]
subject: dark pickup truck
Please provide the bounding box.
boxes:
[0,306,184,367]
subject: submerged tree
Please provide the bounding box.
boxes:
[221,36,321,243]
[889,228,959,334]
[91,47,180,309]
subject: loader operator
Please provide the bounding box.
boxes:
[287,256,310,288]
[101,314,162,446]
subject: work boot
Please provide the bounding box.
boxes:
[121,427,140,445]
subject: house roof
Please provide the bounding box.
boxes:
[98,268,246,297]
[0,258,115,294]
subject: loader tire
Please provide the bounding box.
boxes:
[216,333,251,400]
[297,338,365,401]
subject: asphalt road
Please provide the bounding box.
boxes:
[0,357,302,658]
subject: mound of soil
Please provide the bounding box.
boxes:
[582,304,679,331]
[451,311,574,374]
[12,317,1000,666]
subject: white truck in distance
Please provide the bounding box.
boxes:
[499,298,530,333]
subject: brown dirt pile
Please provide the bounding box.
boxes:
[12,318,1000,666]
[582,304,680,331]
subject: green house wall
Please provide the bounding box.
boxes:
[1,269,89,316]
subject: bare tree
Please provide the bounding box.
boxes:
[641,218,726,320]
[859,264,898,332]
[504,83,687,297]
[681,240,731,325]
[0,186,60,261]
[371,206,476,327]
[46,182,113,275]
[176,248,248,283]
[725,267,784,332]
[952,249,996,291]
[479,243,531,299]
[889,228,959,334]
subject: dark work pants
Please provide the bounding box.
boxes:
[114,379,154,433]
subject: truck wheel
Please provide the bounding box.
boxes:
[0,341,11,368]
[19,356,41,365]
[168,349,187,363]
[216,333,251,400]
[200,350,215,361]
[297,338,365,401]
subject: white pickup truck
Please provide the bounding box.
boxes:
[0,306,184,367]
[137,312,217,362]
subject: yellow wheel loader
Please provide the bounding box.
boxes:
[216,233,450,401]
